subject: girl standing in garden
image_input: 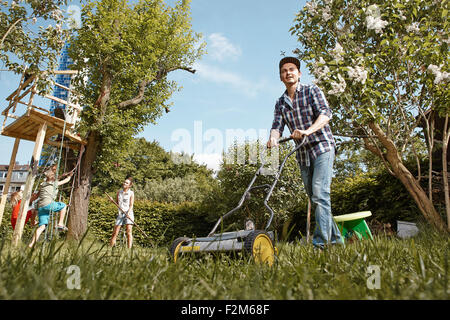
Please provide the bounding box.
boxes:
[109,177,135,248]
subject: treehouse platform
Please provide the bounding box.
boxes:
[0,68,86,246]
[1,107,86,149]
[1,69,86,150]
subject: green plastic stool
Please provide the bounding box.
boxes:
[334,211,373,242]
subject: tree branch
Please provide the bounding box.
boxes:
[117,79,149,109]
[364,122,396,176]
[118,66,196,109]
[362,136,383,158]
[1,18,23,47]
[334,133,376,138]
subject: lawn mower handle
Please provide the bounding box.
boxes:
[262,137,306,230]
[207,136,306,236]
[278,136,293,144]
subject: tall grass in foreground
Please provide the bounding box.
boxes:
[0,226,448,299]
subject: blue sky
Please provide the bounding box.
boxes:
[0,0,311,171]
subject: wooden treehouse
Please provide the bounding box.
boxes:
[0,68,87,246]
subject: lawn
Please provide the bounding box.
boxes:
[0,224,448,300]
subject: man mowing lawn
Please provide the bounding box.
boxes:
[267,56,343,249]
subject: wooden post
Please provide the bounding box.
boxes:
[25,78,38,117]
[12,122,47,247]
[0,138,20,226]
[10,70,26,114]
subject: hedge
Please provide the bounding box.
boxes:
[331,172,423,223]
[286,170,424,240]
[0,166,437,246]
[0,207,37,244]
[87,197,212,247]
[0,198,212,247]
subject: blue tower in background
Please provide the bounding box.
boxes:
[38,42,74,166]
[50,42,73,119]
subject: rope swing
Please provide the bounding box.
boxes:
[42,78,85,242]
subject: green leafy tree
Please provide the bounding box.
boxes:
[0,0,70,85]
[291,0,449,232]
[133,174,212,204]
[91,137,216,203]
[66,0,204,239]
[91,137,175,192]
[334,140,385,178]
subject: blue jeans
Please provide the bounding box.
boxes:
[299,149,343,248]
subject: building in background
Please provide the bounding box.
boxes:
[0,163,29,196]
[40,42,82,166]
[50,42,73,120]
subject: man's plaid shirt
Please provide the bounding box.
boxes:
[271,83,336,166]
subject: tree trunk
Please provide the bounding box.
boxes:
[442,114,450,232]
[67,130,101,240]
[67,72,111,240]
[368,122,448,233]
[388,155,447,233]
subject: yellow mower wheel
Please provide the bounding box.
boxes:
[244,231,275,266]
[170,237,189,263]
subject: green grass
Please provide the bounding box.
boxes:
[0,225,448,300]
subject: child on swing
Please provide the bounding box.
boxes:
[28,168,73,248]
[109,177,135,248]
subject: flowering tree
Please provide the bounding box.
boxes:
[291,0,449,232]
[0,0,70,84]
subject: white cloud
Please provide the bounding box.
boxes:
[207,33,242,62]
[193,62,268,98]
[193,153,223,173]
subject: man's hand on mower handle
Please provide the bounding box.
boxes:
[291,129,311,141]
[267,129,311,148]
[267,136,279,148]
[267,129,281,148]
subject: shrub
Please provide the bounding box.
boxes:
[331,171,423,223]
[87,197,211,246]
[287,169,424,241]
[0,198,212,247]
[0,206,35,242]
